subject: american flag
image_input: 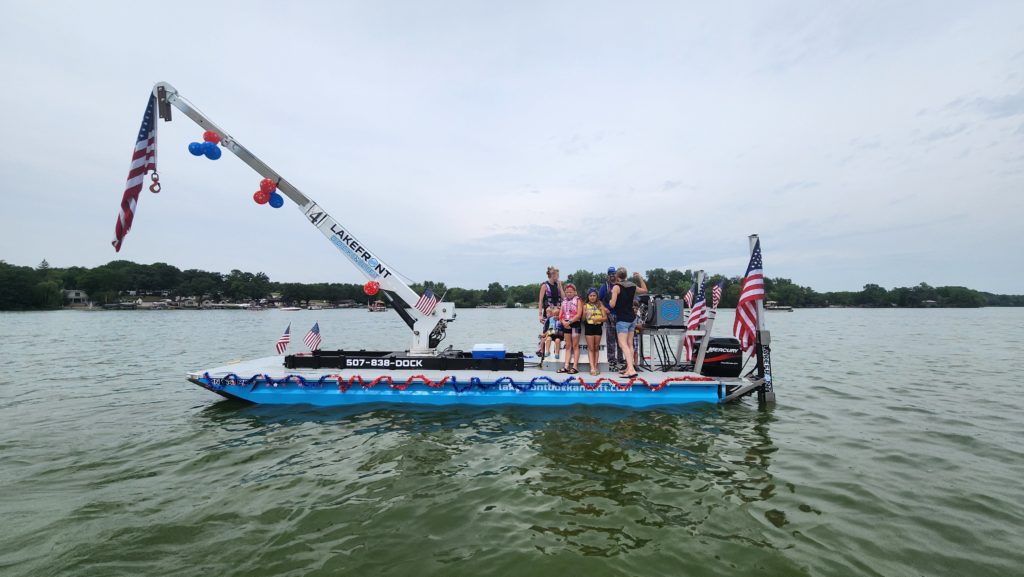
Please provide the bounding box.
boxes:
[733,239,765,352]
[415,288,438,316]
[303,322,322,351]
[685,278,707,361]
[275,323,291,354]
[711,280,725,310]
[683,282,695,308]
[112,94,158,252]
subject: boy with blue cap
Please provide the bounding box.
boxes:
[597,266,624,370]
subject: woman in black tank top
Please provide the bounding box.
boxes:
[613,282,637,322]
[608,267,648,377]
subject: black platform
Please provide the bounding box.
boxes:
[284,350,526,372]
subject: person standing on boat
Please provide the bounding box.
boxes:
[597,266,624,370]
[608,267,648,378]
[557,283,583,374]
[537,266,564,355]
[582,288,609,375]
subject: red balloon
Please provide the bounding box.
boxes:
[202,131,221,144]
[253,190,270,205]
[259,178,277,194]
[363,281,380,296]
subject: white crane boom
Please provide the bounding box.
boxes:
[152,82,455,354]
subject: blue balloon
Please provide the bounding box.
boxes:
[268,191,284,208]
[204,145,222,160]
[188,142,204,156]
[201,141,217,154]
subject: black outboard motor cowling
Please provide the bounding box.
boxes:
[700,337,743,377]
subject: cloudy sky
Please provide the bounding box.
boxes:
[1,1,1022,293]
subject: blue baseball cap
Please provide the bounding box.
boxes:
[607,266,617,274]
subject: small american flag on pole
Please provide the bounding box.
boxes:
[711,280,725,310]
[733,240,765,352]
[112,94,158,252]
[683,282,695,308]
[685,279,707,361]
[275,323,291,354]
[415,288,438,316]
[303,322,322,351]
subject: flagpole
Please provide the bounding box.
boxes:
[674,276,697,367]
[679,270,704,371]
[749,234,775,403]
[693,274,716,374]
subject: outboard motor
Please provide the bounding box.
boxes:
[700,337,743,377]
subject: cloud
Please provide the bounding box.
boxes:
[1,2,1023,294]
[946,90,1024,120]
[771,180,818,195]
[917,124,968,143]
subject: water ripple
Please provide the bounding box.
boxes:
[2,309,1024,576]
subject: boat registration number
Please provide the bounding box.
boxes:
[345,358,424,368]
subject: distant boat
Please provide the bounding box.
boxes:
[308,305,323,310]
[765,301,793,312]
[280,306,302,311]
[368,300,386,312]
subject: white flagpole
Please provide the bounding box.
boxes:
[749,234,775,403]
[693,276,717,374]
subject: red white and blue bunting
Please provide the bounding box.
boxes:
[202,372,715,393]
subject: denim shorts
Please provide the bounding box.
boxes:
[615,320,636,334]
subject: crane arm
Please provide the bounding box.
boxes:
[152,82,454,354]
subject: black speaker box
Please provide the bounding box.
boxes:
[648,296,686,328]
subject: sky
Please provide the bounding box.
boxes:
[1,1,1022,293]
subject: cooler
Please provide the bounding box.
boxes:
[472,343,507,359]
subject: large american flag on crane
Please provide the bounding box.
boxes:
[733,239,765,352]
[112,94,158,252]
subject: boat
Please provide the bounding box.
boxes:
[279,306,303,311]
[765,301,793,311]
[134,82,777,407]
[368,299,386,312]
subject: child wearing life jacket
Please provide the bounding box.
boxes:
[557,284,583,374]
[536,266,564,355]
[582,288,609,375]
[542,305,564,359]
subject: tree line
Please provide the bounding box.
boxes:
[0,260,1020,311]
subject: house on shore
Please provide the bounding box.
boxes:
[63,289,90,306]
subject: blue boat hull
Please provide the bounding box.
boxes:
[190,377,724,407]
[187,356,746,408]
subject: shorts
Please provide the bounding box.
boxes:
[615,320,636,334]
[565,321,581,335]
[584,323,603,336]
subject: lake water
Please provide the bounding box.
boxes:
[1,308,1022,576]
